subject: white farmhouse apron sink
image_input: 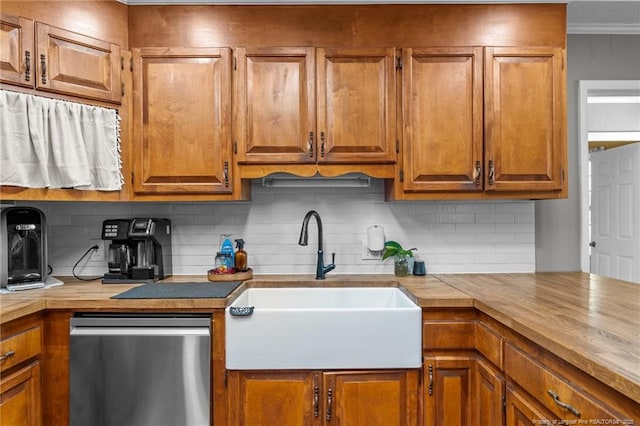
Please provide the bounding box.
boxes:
[225,286,422,370]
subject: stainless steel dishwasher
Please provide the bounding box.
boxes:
[69,313,211,426]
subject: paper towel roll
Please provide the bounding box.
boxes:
[367,225,385,251]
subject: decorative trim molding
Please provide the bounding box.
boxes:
[118,0,638,35]
[568,23,640,35]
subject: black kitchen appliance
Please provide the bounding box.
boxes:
[1,207,48,291]
[101,218,172,283]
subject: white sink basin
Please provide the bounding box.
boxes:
[225,286,422,370]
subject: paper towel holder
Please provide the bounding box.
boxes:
[366,225,385,253]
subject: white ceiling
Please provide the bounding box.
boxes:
[120,0,640,34]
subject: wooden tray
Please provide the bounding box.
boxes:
[207,268,253,282]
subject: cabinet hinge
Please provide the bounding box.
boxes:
[121,56,124,71]
[396,56,403,70]
[233,57,237,71]
[121,82,125,97]
[233,141,238,155]
[562,168,565,183]
[399,170,404,183]
[131,171,134,185]
[130,57,133,72]
[224,370,228,387]
[502,395,507,410]
[395,140,400,154]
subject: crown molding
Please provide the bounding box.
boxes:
[568,23,640,35]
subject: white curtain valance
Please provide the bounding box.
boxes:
[0,89,123,191]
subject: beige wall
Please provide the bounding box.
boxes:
[535,34,640,272]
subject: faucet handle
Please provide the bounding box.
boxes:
[323,252,336,276]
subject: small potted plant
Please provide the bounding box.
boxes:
[382,241,416,277]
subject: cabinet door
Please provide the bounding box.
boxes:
[235,47,316,164]
[132,47,232,195]
[484,47,565,192]
[476,359,504,426]
[0,14,34,88]
[0,362,41,426]
[317,47,396,164]
[323,370,418,426]
[424,356,476,426]
[402,47,483,192]
[35,22,121,103]
[505,384,555,426]
[229,370,320,426]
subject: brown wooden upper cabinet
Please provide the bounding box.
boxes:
[234,47,396,165]
[401,47,483,193]
[0,14,121,104]
[131,47,233,195]
[484,47,566,192]
[398,46,566,197]
[0,14,34,88]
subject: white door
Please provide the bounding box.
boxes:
[590,143,640,283]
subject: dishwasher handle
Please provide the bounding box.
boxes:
[70,327,210,337]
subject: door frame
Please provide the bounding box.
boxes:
[577,80,640,273]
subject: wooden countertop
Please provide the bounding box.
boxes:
[435,272,640,405]
[0,274,472,323]
[1,272,638,404]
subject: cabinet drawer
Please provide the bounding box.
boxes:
[475,322,503,369]
[423,321,475,350]
[0,327,41,373]
[504,343,623,422]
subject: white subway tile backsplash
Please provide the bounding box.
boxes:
[479,233,516,244]
[515,213,535,224]
[516,233,536,244]
[171,203,215,216]
[454,202,497,214]
[496,223,533,233]
[15,179,535,276]
[456,223,496,234]
[475,213,516,224]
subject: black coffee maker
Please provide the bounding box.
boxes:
[101,218,172,283]
[1,207,48,291]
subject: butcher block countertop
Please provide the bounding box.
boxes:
[436,272,640,405]
[1,272,638,404]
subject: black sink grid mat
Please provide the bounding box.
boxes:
[111,281,242,299]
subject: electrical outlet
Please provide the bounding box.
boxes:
[361,240,382,260]
[89,239,105,262]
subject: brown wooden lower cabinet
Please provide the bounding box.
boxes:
[0,361,42,426]
[229,370,316,425]
[504,342,637,424]
[423,355,476,426]
[505,384,555,426]
[476,358,505,426]
[227,369,419,426]
[381,310,640,426]
[0,315,43,426]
